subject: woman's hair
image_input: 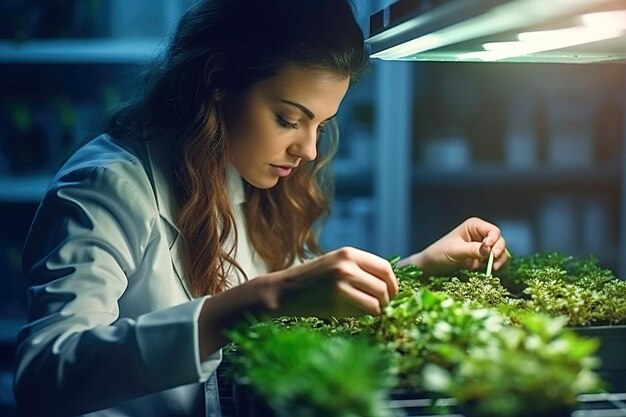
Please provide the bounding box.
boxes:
[107,0,367,296]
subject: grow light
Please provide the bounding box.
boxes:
[367,0,626,63]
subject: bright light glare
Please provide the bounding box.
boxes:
[582,10,626,31]
[483,41,531,51]
[460,27,622,61]
[460,12,626,62]
[370,0,626,62]
[517,26,600,43]
[371,34,442,59]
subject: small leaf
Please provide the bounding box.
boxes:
[422,364,452,392]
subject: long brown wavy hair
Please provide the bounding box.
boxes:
[107,0,367,297]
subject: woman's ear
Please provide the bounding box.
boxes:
[204,52,230,96]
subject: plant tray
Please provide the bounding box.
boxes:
[385,392,626,417]
[573,325,626,392]
[216,364,626,417]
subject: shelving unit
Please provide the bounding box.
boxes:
[0,46,164,325]
[412,163,622,188]
[0,38,163,63]
[318,2,382,253]
[365,1,626,274]
[372,58,626,275]
[0,8,198,414]
[0,320,25,346]
[0,175,50,203]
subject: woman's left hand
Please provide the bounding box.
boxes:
[406,217,508,276]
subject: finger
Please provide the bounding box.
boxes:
[348,270,392,308]
[335,281,383,316]
[481,228,502,249]
[466,218,501,248]
[456,241,486,261]
[467,258,484,271]
[344,248,399,298]
[479,240,491,257]
[489,236,507,258]
[482,237,503,257]
[492,237,509,270]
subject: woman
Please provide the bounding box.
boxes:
[14,1,508,416]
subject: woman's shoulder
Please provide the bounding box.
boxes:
[58,133,148,174]
[48,133,156,199]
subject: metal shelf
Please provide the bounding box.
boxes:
[333,161,373,196]
[384,392,626,416]
[0,319,25,345]
[0,38,164,64]
[0,175,50,203]
[412,163,621,188]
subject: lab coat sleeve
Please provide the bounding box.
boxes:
[14,162,213,417]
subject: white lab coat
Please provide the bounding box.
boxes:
[14,133,269,417]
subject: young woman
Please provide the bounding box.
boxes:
[14,1,508,416]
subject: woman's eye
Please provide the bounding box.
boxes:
[276,115,298,129]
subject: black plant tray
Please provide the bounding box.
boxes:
[219,385,626,417]
[573,325,626,392]
[217,324,626,417]
[387,391,626,417]
[217,360,626,417]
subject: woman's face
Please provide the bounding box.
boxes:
[224,64,350,189]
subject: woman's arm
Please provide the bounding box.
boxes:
[197,246,398,360]
[16,159,214,417]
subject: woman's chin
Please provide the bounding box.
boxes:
[244,175,280,190]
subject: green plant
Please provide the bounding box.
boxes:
[429,252,626,326]
[226,253,609,416]
[227,323,397,417]
[369,288,506,389]
[423,313,602,417]
[439,273,510,309]
[388,255,424,292]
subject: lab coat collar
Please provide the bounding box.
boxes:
[143,137,249,299]
[144,137,179,231]
[225,163,246,206]
[144,138,247,230]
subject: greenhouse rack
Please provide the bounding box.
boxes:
[216,364,626,417]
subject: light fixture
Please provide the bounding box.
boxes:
[367,0,626,63]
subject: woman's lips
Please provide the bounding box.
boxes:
[270,164,295,177]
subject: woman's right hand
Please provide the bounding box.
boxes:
[259,247,399,317]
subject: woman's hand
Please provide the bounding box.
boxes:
[404,217,508,276]
[260,246,399,318]
[197,247,397,359]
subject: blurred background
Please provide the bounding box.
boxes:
[0,0,624,414]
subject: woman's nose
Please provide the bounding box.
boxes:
[289,130,318,161]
